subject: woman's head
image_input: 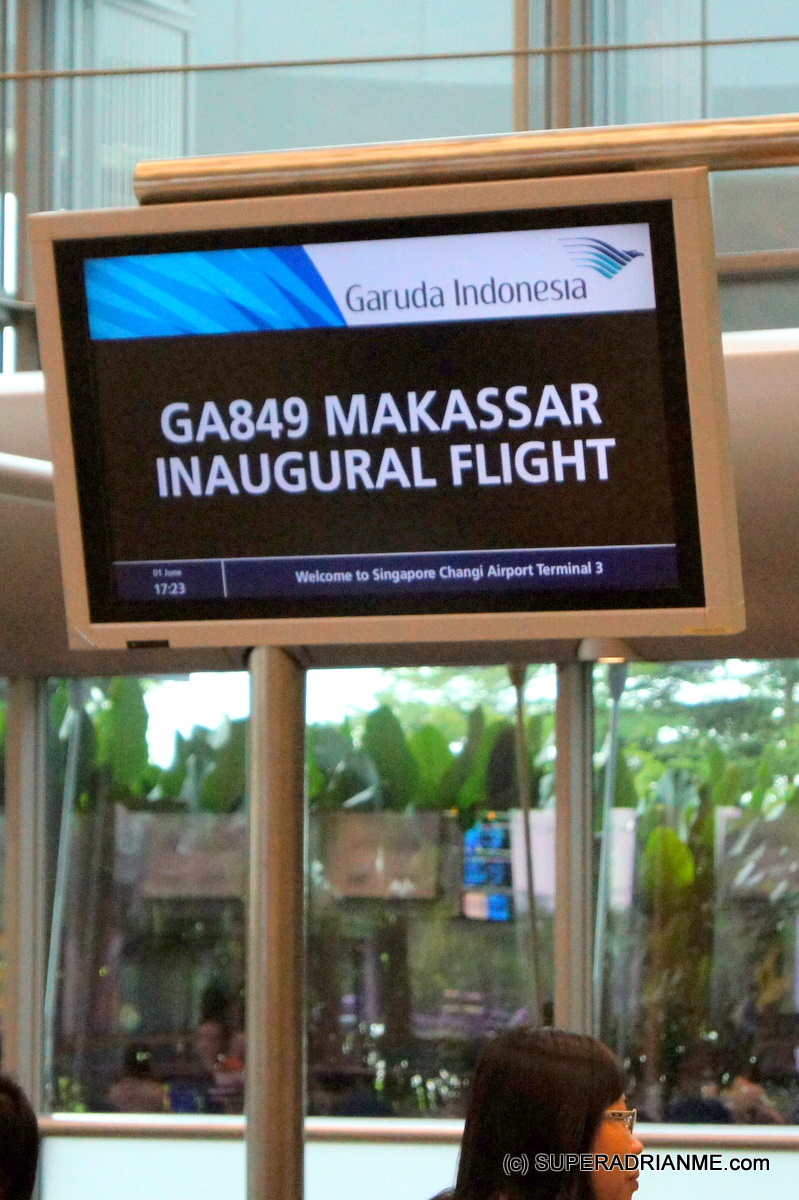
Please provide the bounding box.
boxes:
[453,1027,631,1200]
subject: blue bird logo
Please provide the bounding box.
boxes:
[562,237,644,279]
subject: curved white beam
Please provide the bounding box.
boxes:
[0,450,53,503]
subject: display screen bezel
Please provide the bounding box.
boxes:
[29,168,744,650]
[52,198,703,626]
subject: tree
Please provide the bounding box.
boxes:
[596,660,799,1115]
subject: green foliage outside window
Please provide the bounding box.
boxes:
[46,662,799,1118]
[596,660,799,1118]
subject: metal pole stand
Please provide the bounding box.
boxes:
[247,647,306,1199]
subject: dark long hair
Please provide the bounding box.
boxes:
[0,1075,39,1200]
[453,1028,625,1200]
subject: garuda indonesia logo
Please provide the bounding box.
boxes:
[562,237,644,279]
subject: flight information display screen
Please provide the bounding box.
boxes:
[53,198,704,626]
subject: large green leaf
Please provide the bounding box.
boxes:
[95,678,149,794]
[456,718,507,817]
[408,725,454,808]
[613,749,638,807]
[485,722,518,809]
[307,722,381,810]
[597,747,638,814]
[201,718,247,812]
[711,761,743,809]
[641,826,695,911]
[175,727,216,806]
[748,745,776,814]
[430,705,486,817]
[305,743,326,799]
[654,767,700,839]
[153,730,190,800]
[526,712,545,760]
[361,705,419,809]
[784,781,799,809]
[706,743,727,790]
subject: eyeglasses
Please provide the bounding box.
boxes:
[604,1109,637,1134]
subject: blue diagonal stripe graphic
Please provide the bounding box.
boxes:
[84,244,346,340]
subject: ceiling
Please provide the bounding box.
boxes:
[1,328,798,677]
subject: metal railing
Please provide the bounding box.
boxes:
[37,1114,799,1151]
[2,25,799,367]
[0,31,797,83]
[717,249,799,279]
[134,113,799,203]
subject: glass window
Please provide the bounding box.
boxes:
[591,2,799,127]
[594,659,799,1123]
[46,665,556,1118]
[26,0,799,340]
[190,0,516,152]
[46,674,249,1114]
[589,2,799,274]
[591,3,704,127]
[706,3,799,120]
[46,0,522,212]
[305,665,555,1117]
[718,269,799,334]
[49,0,194,210]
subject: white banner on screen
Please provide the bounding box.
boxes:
[306,223,655,327]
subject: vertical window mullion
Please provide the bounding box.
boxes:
[554,661,594,1033]
[4,678,48,1111]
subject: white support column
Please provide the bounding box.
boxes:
[14,0,50,370]
[546,0,573,130]
[554,661,594,1034]
[513,0,531,132]
[4,678,47,1108]
[246,646,306,1200]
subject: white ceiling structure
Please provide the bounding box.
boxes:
[1,328,798,676]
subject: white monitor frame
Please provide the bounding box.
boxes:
[29,166,744,652]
